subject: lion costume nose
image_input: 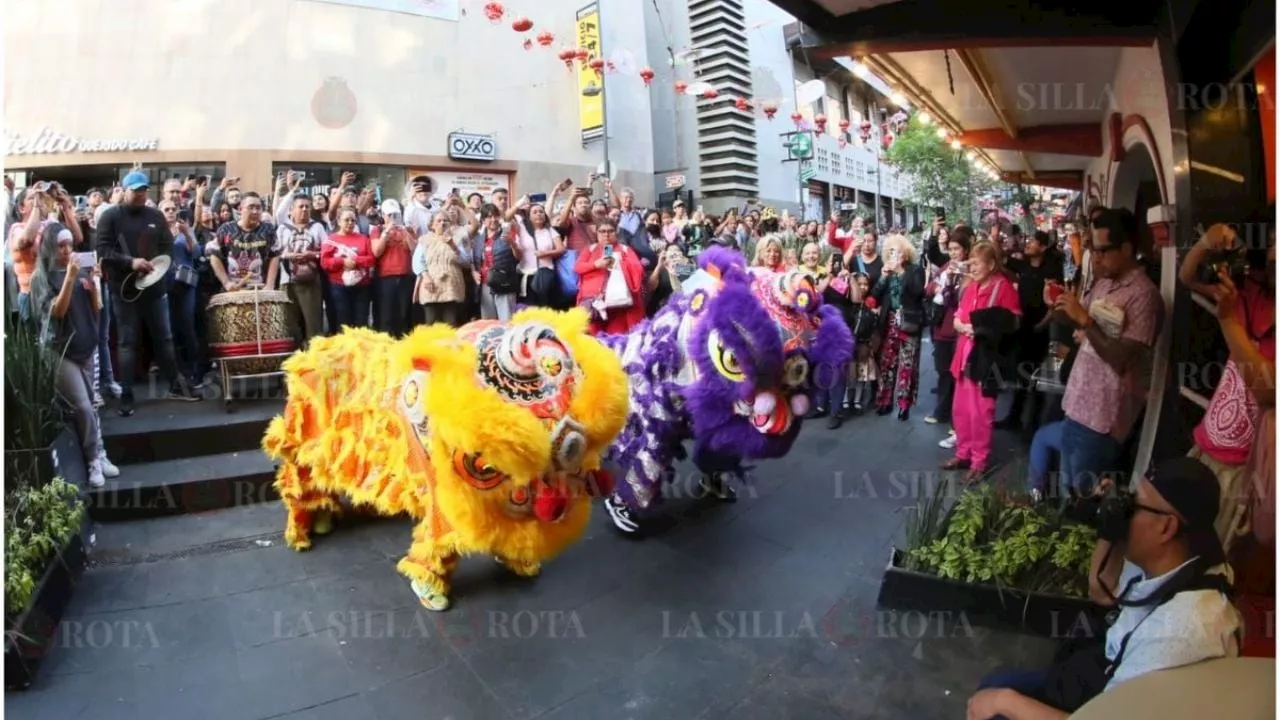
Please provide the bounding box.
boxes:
[750,390,792,435]
[531,477,569,523]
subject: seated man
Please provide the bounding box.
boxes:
[966,456,1243,720]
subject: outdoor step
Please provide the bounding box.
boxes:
[89,502,286,567]
[85,449,279,522]
[101,397,284,465]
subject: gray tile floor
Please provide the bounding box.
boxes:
[7,371,1057,719]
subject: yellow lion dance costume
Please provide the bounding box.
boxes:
[262,308,629,611]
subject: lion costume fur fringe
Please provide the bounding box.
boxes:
[262,307,629,603]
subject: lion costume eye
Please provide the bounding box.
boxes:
[783,354,810,388]
[707,330,745,382]
[452,450,506,490]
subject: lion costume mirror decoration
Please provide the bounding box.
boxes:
[595,246,854,535]
[262,308,629,611]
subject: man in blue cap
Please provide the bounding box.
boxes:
[95,170,201,415]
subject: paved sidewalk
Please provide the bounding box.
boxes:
[7,377,1054,719]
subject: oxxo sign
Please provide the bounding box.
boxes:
[447,132,497,162]
[6,127,159,156]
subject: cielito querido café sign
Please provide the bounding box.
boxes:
[6,127,159,155]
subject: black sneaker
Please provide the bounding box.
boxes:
[604,494,641,535]
[806,407,828,420]
[118,392,136,417]
[827,413,844,430]
[166,384,203,403]
[698,473,738,503]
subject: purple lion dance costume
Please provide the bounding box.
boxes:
[595,247,854,535]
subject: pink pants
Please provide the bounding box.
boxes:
[953,376,997,470]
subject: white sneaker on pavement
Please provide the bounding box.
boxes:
[938,434,957,450]
[88,461,106,488]
[99,453,120,478]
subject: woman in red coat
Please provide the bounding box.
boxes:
[573,220,646,334]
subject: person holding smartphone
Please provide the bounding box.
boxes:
[573,219,645,334]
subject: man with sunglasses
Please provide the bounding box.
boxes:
[1047,207,1162,496]
[967,457,1241,719]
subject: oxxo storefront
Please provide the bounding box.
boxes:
[4,127,517,206]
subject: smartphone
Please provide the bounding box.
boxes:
[187,174,196,181]
[830,254,843,274]
[529,193,547,203]
[604,244,614,259]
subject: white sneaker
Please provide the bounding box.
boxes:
[938,434,957,450]
[105,381,123,399]
[98,454,120,478]
[88,461,106,488]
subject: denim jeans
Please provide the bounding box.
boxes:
[374,274,415,337]
[331,284,371,330]
[110,287,181,399]
[97,288,115,386]
[976,668,1056,720]
[1029,420,1065,494]
[1059,417,1124,494]
[169,282,200,382]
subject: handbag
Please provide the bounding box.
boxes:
[603,264,633,309]
[895,306,924,334]
[290,258,318,284]
[173,264,199,287]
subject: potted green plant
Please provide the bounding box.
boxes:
[5,477,87,690]
[4,319,67,492]
[879,483,1104,638]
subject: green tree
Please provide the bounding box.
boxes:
[883,115,1000,224]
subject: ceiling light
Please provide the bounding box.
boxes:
[965,151,976,162]
[935,128,947,139]
[918,112,932,124]
[950,139,962,150]
[890,92,907,107]
[852,62,869,79]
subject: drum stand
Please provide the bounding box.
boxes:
[214,286,294,413]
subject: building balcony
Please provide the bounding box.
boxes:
[801,132,912,200]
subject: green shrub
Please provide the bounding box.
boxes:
[4,319,65,492]
[5,478,84,617]
[906,484,1096,598]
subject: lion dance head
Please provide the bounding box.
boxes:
[263,307,628,607]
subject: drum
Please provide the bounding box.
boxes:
[206,289,297,375]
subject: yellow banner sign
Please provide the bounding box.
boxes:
[576,4,603,141]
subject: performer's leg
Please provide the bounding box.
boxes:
[495,555,541,577]
[397,520,458,611]
[693,441,740,502]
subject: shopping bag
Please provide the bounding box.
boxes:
[603,265,633,308]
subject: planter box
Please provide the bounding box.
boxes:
[877,548,1105,639]
[4,532,87,691]
[3,428,83,491]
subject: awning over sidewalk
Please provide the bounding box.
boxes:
[773,0,1165,191]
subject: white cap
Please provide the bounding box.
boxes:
[380,199,402,216]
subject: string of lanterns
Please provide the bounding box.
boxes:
[469,2,1005,182]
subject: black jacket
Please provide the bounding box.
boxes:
[965,306,1021,397]
[872,263,927,335]
[94,204,175,291]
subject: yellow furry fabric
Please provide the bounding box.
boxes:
[262,308,629,599]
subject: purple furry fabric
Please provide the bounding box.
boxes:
[597,255,854,513]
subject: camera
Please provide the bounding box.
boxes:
[1196,245,1251,285]
[1065,487,1135,543]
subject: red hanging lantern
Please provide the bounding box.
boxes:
[557,48,577,70]
[482,1,505,23]
[790,111,803,128]
[574,48,590,65]
[839,118,851,133]
[814,114,828,133]
[858,121,872,143]
[589,56,606,76]
[674,80,688,94]
[537,31,555,47]
[510,16,533,32]
[701,87,719,100]
[639,67,655,86]
[761,100,779,120]
[607,60,616,73]
[522,38,533,50]
[734,96,752,111]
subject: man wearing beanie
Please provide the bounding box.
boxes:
[966,456,1243,719]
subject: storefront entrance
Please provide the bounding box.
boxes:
[5,163,226,201]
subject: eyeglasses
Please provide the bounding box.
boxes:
[597,228,617,235]
[161,206,177,213]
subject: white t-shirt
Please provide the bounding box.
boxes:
[1105,559,1242,690]
[516,223,556,273]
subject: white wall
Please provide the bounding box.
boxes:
[1084,44,1176,208]
[746,0,801,210]
[3,0,654,177]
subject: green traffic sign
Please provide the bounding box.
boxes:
[788,132,813,160]
[800,164,817,181]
